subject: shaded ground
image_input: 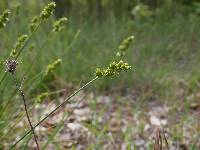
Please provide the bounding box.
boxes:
[8,86,200,150]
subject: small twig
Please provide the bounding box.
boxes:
[153,128,169,150]
[19,76,26,90]
[11,74,40,150]
[9,76,98,149]
[163,130,169,150]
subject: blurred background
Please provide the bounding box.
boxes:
[1,0,200,90]
[0,0,200,149]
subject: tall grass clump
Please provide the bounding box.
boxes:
[0,1,133,149]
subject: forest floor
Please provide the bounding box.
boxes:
[9,86,200,150]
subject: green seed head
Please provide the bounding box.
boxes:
[10,34,28,57]
[95,68,104,77]
[36,92,49,103]
[28,44,35,52]
[40,2,56,20]
[0,10,10,29]
[95,60,132,78]
[117,35,134,57]
[45,58,62,75]
[29,16,39,32]
[53,17,68,32]
[18,34,28,43]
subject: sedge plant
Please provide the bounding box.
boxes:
[1,2,56,149]
[0,2,133,149]
[9,34,133,149]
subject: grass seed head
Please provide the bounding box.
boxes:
[53,17,68,32]
[95,60,131,78]
[117,35,134,57]
[40,2,56,20]
[0,9,10,29]
[36,92,49,103]
[45,58,62,75]
[10,34,28,57]
[29,16,39,32]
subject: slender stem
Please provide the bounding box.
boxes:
[22,31,53,78]
[163,130,169,150]
[0,73,7,86]
[11,74,40,150]
[9,77,98,149]
[15,23,41,60]
[0,23,41,86]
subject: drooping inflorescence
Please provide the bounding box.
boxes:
[28,43,36,52]
[29,2,56,32]
[29,16,40,33]
[95,35,133,78]
[116,35,134,57]
[0,9,10,29]
[53,17,68,32]
[45,58,62,76]
[36,92,49,104]
[95,60,131,78]
[10,34,28,57]
[40,2,56,20]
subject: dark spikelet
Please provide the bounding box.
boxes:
[5,59,18,73]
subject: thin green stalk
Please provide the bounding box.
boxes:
[9,76,98,149]
[42,111,68,149]
[11,74,40,150]
[15,23,41,60]
[0,23,41,86]
[22,31,53,78]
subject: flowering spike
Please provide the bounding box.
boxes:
[45,58,62,75]
[29,16,39,32]
[0,9,10,29]
[29,2,56,32]
[95,60,131,78]
[40,2,56,20]
[28,44,35,52]
[53,17,68,32]
[117,35,134,57]
[36,92,49,103]
[10,34,28,57]
[95,68,104,77]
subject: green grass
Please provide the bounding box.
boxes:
[1,3,200,92]
[1,1,200,149]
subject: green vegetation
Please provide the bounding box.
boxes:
[0,0,200,149]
